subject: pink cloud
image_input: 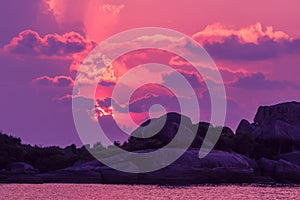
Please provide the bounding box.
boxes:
[193,23,291,45]
[191,23,300,61]
[32,75,74,87]
[4,29,95,57]
[46,0,125,42]
[102,4,125,16]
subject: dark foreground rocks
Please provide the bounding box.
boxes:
[1,149,300,184]
[1,101,300,184]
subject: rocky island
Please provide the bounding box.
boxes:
[1,101,300,184]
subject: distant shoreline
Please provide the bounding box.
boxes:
[1,101,300,185]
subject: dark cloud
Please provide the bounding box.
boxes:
[162,70,203,89]
[231,72,299,90]
[4,30,95,56]
[97,93,180,114]
[129,94,179,113]
[98,80,116,87]
[97,98,114,109]
[203,35,300,61]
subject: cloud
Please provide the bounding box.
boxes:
[4,29,95,57]
[162,69,203,89]
[46,0,125,41]
[192,23,300,60]
[193,23,290,44]
[98,80,116,87]
[231,72,299,90]
[102,4,125,16]
[32,75,74,87]
[129,93,179,113]
[96,90,180,115]
[203,35,300,60]
[53,94,73,102]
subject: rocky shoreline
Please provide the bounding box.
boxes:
[1,150,300,184]
[1,101,300,184]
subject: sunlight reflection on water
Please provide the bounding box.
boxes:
[0,184,299,200]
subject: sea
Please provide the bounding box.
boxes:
[0,184,299,199]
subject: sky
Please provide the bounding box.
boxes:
[1,0,300,147]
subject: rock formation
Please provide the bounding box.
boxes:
[1,101,300,184]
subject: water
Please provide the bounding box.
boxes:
[0,184,299,199]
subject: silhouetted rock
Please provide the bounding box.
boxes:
[140,149,255,184]
[6,162,38,174]
[276,151,300,167]
[37,170,102,183]
[2,174,43,183]
[125,113,236,152]
[234,102,300,158]
[100,164,139,184]
[236,119,255,135]
[125,113,196,151]
[253,102,300,154]
[214,126,235,152]
[257,158,300,183]
[254,101,300,127]
[60,149,256,184]
[1,101,300,184]
[24,160,103,183]
[63,144,77,156]
[61,160,103,173]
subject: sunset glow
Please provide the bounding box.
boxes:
[1,0,300,147]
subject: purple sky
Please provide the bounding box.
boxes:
[1,0,300,147]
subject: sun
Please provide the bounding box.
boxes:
[94,102,114,119]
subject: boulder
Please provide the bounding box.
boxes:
[276,151,300,167]
[254,101,300,128]
[126,113,195,151]
[64,160,104,172]
[250,102,300,154]
[140,150,256,184]
[100,162,139,184]
[3,174,42,183]
[37,170,102,183]
[232,102,300,158]
[214,127,235,152]
[6,162,38,174]
[257,158,300,183]
[90,149,256,184]
[56,155,139,184]
[56,149,256,184]
[236,119,255,135]
[35,160,104,183]
[252,120,300,154]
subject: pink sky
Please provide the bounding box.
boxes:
[0,0,300,146]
